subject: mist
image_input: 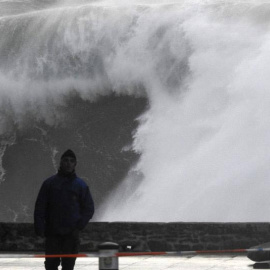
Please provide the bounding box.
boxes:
[1,0,270,221]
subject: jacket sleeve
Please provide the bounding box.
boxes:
[77,186,95,230]
[34,180,49,237]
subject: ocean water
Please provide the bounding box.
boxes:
[1,0,270,222]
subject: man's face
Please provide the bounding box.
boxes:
[60,156,76,173]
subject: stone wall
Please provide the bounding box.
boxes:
[0,222,270,252]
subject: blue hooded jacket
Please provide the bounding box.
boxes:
[34,171,94,236]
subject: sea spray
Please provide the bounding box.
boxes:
[96,1,270,222]
[1,0,270,221]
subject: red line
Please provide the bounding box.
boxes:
[196,249,247,254]
[32,248,249,258]
[116,252,167,257]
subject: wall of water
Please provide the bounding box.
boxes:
[1,0,270,222]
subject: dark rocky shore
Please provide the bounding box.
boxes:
[1,222,269,252]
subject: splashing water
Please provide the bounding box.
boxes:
[1,0,270,221]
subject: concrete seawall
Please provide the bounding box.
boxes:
[0,222,269,252]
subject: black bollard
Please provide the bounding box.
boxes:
[98,242,119,270]
[253,262,270,269]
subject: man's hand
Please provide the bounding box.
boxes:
[72,229,80,239]
[36,231,45,238]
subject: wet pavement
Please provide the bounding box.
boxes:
[0,254,255,269]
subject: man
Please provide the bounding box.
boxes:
[34,149,95,270]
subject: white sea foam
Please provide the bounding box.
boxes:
[1,0,270,221]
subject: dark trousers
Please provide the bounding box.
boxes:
[45,232,80,270]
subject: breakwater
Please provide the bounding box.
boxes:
[1,222,269,252]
